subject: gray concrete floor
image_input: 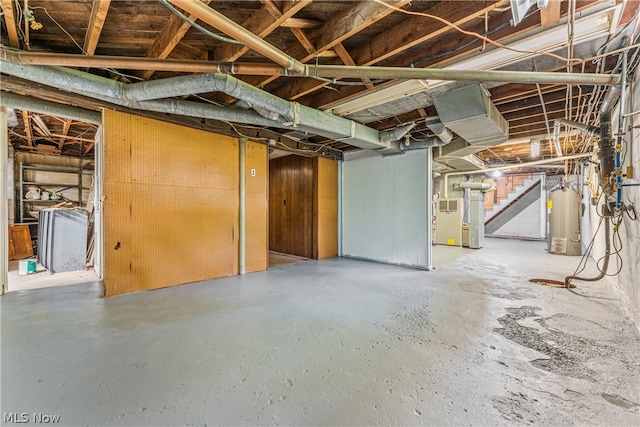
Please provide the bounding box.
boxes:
[7,260,98,292]
[1,238,639,426]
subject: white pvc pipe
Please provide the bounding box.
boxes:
[426,147,433,270]
[338,160,343,257]
[458,182,493,191]
[443,152,592,198]
[239,138,246,275]
[1,107,8,294]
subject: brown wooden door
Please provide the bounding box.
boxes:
[269,155,314,258]
[8,225,34,260]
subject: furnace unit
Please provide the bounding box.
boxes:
[435,198,463,246]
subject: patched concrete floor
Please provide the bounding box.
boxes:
[1,238,639,426]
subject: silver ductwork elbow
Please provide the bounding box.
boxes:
[599,85,621,116]
[379,123,416,145]
[426,122,453,144]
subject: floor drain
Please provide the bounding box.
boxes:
[529,278,576,288]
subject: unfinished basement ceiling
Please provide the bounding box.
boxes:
[1,0,639,170]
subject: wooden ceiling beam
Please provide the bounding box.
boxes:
[306,0,603,112]
[370,105,438,132]
[84,141,96,155]
[140,0,212,80]
[353,0,507,67]
[290,28,316,55]
[503,102,581,123]
[83,0,112,55]
[259,0,281,19]
[501,97,584,119]
[540,0,562,27]
[333,43,374,90]
[218,0,312,62]
[281,17,322,29]
[243,0,411,90]
[499,91,575,113]
[57,119,72,152]
[508,108,581,130]
[509,120,565,137]
[0,0,20,48]
[491,85,565,105]
[284,0,506,103]
[21,111,33,146]
[50,133,94,143]
[311,0,411,58]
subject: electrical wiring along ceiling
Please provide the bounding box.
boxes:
[0,0,639,167]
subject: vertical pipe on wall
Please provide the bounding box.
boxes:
[426,147,433,270]
[78,139,83,208]
[615,49,628,209]
[95,123,103,279]
[338,160,343,257]
[1,107,8,294]
[239,138,246,275]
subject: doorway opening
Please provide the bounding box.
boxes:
[268,150,312,268]
[267,149,338,268]
[6,127,100,294]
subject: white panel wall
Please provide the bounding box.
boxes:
[493,180,546,239]
[342,150,430,268]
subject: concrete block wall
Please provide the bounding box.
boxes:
[614,72,640,328]
[590,72,640,329]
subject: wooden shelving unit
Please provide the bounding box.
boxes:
[19,163,86,223]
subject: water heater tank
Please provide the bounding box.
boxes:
[548,188,582,256]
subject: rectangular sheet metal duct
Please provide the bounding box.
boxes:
[431,84,509,149]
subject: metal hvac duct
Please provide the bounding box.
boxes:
[0,61,415,153]
[432,84,509,149]
[0,92,102,124]
[428,84,509,169]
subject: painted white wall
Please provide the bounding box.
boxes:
[493,174,546,239]
[494,193,544,238]
[590,72,640,329]
[342,149,430,268]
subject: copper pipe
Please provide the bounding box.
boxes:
[0,50,283,74]
[0,50,621,86]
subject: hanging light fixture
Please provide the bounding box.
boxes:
[530,140,541,157]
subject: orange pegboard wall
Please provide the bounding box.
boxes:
[102,110,239,296]
[315,157,338,259]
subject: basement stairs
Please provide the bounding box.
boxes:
[484,174,542,235]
